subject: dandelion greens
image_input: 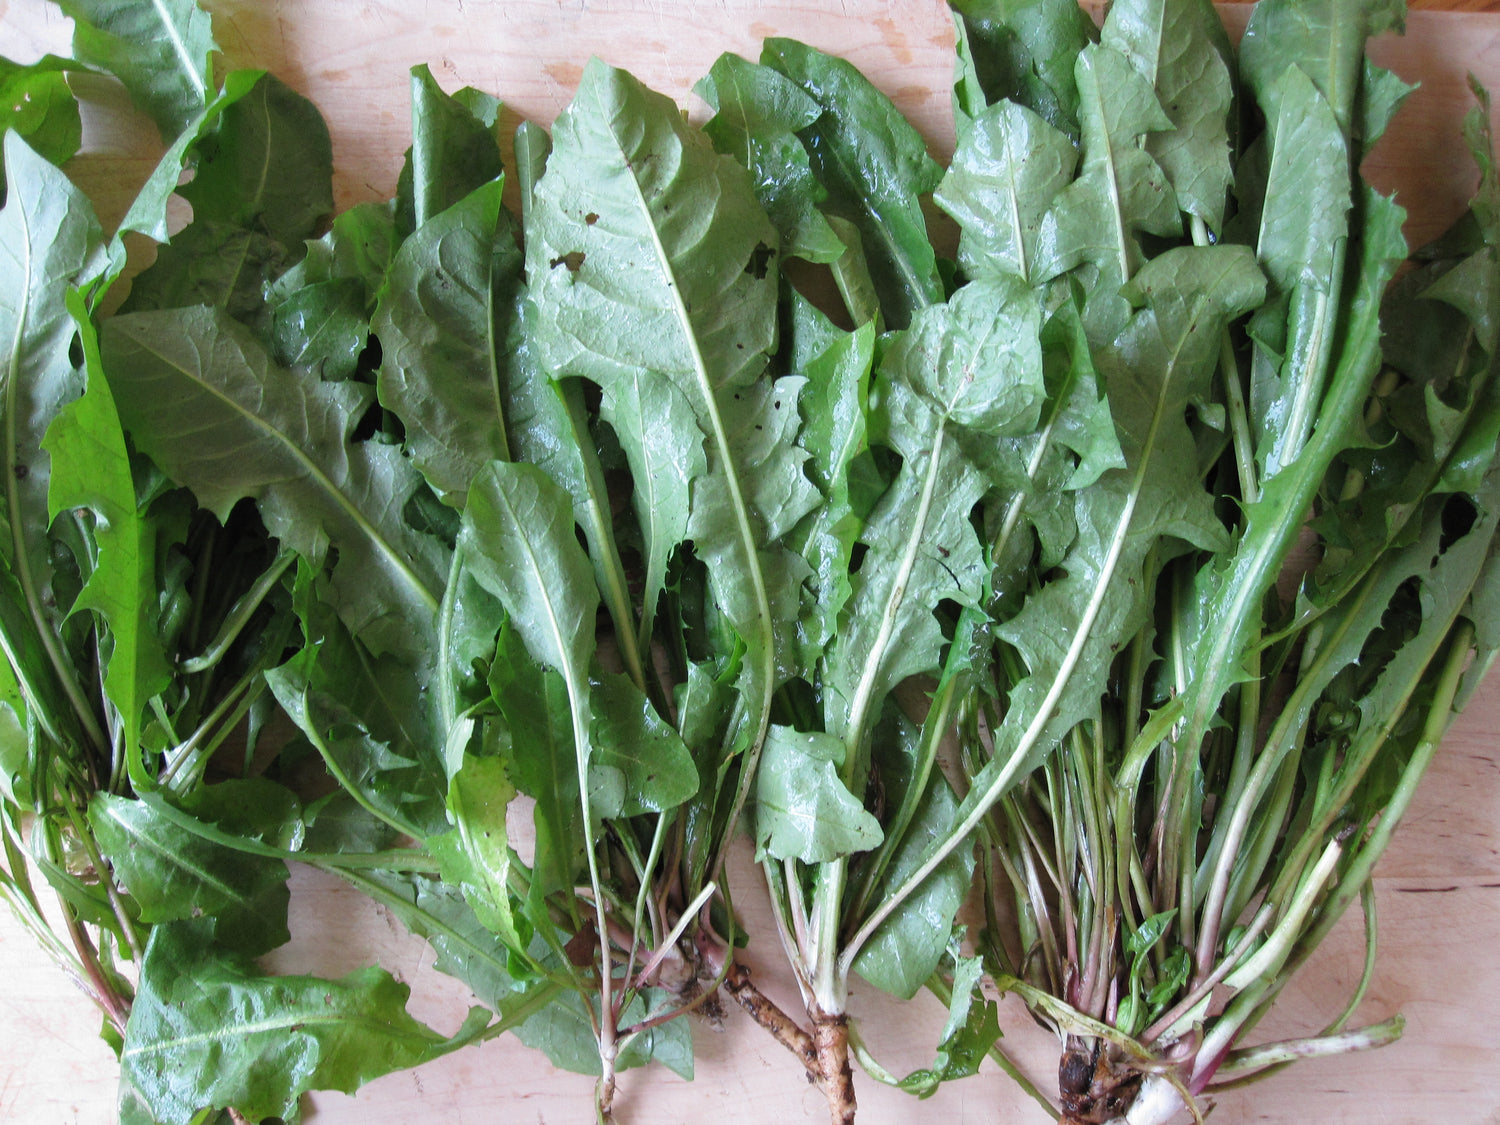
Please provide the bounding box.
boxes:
[2,0,1499,1122]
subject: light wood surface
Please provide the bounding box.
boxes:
[3,2,1500,1123]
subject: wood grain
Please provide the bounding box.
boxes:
[1414,1,1500,12]
[2,3,1500,1124]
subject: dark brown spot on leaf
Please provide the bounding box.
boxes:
[565,920,599,967]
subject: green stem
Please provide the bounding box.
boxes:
[178,548,295,674]
[61,796,143,963]
[1208,1015,1403,1088]
[1324,883,1379,1036]
[157,663,266,789]
[627,879,716,993]
[437,543,465,740]
[1193,563,1384,974]
[305,849,442,872]
[624,814,671,989]
[557,378,649,697]
[1279,621,1475,980]
[1191,840,1344,1082]
[1168,230,1393,900]
[847,650,964,921]
[839,419,949,775]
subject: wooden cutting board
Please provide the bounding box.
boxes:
[2,2,1500,1122]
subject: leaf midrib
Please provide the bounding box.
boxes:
[606,108,776,746]
[810,116,932,315]
[841,417,948,771]
[151,0,207,98]
[4,202,31,596]
[101,803,245,903]
[4,183,106,751]
[842,311,999,764]
[120,323,440,614]
[485,263,510,462]
[246,84,273,218]
[490,472,613,1044]
[123,1003,437,1059]
[1083,49,1133,284]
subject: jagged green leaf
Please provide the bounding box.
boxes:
[828,277,1044,740]
[502,335,645,684]
[435,751,524,952]
[762,37,944,328]
[270,276,367,380]
[1,135,102,745]
[120,219,286,323]
[89,792,287,924]
[696,52,846,263]
[516,987,692,1079]
[100,305,447,662]
[753,725,882,864]
[114,68,263,247]
[948,0,1099,135]
[1186,190,1407,736]
[1034,44,1180,343]
[178,72,333,251]
[359,870,523,1013]
[1102,0,1234,231]
[526,58,792,767]
[1254,68,1350,301]
[121,919,486,1125]
[600,366,703,652]
[270,199,399,310]
[44,289,171,760]
[486,617,585,912]
[375,177,518,503]
[405,63,504,230]
[1244,66,1352,479]
[935,98,1077,285]
[589,671,697,818]
[54,0,216,141]
[0,654,28,806]
[964,246,1262,816]
[266,657,448,841]
[460,461,596,700]
[1239,0,1404,137]
[889,947,999,1097]
[459,460,599,916]
[790,298,875,659]
[851,772,975,999]
[0,55,81,178]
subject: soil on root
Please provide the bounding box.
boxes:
[1059,1034,1144,1124]
[811,1007,856,1125]
[719,963,857,1124]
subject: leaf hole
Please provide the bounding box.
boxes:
[772,677,818,730]
[350,399,390,443]
[1439,493,1478,553]
[745,242,775,280]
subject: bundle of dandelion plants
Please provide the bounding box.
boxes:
[940,1,1500,1121]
